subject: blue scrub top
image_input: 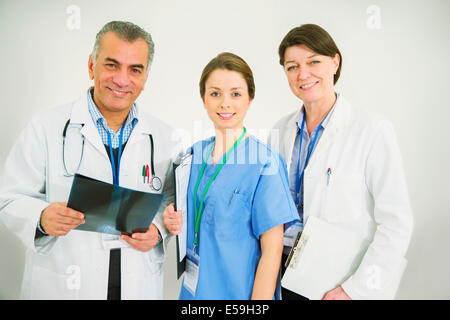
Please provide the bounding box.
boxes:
[179,136,299,300]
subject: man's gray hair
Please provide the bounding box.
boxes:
[92,21,155,71]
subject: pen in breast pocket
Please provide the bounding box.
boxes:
[327,168,332,186]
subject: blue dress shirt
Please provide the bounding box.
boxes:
[288,94,340,226]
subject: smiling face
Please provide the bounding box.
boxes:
[283,44,339,105]
[203,69,252,132]
[88,31,149,115]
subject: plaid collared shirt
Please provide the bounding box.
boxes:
[87,88,138,148]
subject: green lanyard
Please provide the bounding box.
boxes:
[192,127,247,251]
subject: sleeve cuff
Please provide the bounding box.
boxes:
[36,218,47,236]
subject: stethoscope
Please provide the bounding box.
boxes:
[146,133,162,191]
[62,119,162,191]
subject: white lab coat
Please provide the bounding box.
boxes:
[0,91,183,299]
[268,95,414,299]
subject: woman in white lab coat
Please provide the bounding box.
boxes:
[268,24,414,300]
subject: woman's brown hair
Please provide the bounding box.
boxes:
[278,24,342,84]
[199,52,255,99]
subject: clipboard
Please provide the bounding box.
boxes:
[173,150,193,279]
[281,216,407,299]
[281,216,370,299]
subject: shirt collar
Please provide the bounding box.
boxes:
[296,93,340,130]
[87,87,139,130]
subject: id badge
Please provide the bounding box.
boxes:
[183,248,200,296]
[101,233,128,250]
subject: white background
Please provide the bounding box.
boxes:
[0,0,449,299]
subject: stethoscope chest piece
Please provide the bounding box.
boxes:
[150,176,162,191]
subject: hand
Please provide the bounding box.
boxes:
[163,203,182,235]
[121,223,160,252]
[40,202,85,236]
[322,286,352,300]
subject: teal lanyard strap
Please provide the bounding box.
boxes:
[192,127,247,250]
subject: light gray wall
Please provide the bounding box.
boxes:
[0,0,449,299]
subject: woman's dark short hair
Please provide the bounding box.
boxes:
[278,24,342,84]
[199,52,255,99]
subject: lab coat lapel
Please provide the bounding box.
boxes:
[69,93,108,158]
[119,110,151,170]
[306,95,352,170]
[124,110,152,148]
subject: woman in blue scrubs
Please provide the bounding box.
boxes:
[164,52,299,299]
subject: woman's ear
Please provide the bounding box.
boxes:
[333,53,340,74]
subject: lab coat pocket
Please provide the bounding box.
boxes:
[213,192,252,241]
[324,173,366,223]
[30,264,78,299]
[146,258,163,276]
[147,243,164,275]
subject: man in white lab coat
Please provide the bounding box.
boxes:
[0,21,182,299]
